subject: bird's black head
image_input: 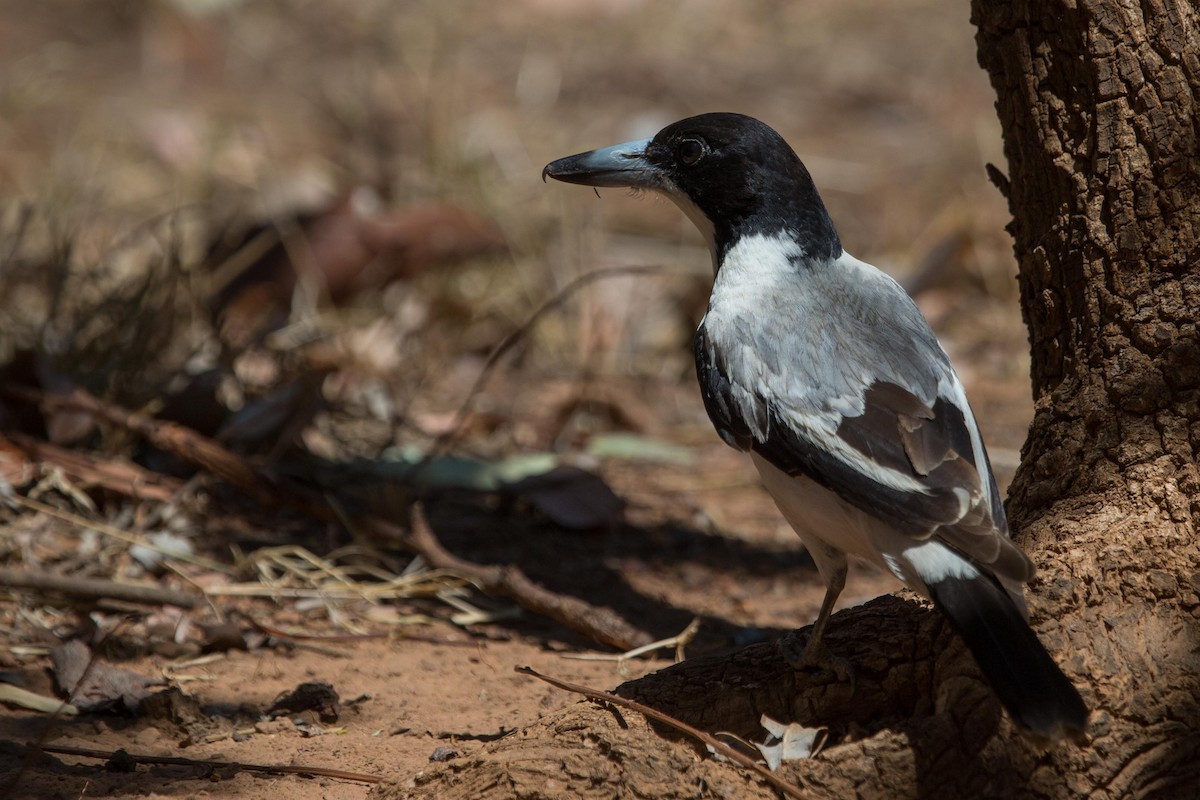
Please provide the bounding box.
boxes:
[543,112,841,263]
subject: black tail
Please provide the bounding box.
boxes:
[927,574,1089,741]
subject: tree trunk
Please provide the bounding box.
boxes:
[966,0,1200,794]
[377,2,1200,798]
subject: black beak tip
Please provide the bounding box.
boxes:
[542,158,570,183]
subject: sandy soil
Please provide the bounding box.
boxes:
[3,430,915,799]
[1,385,1032,799]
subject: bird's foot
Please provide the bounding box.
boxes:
[778,630,856,690]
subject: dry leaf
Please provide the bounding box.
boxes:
[754,714,827,771]
[52,640,159,713]
[208,193,504,345]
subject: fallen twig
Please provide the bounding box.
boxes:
[0,683,78,715]
[0,567,195,609]
[6,386,270,504]
[365,506,655,651]
[5,386,345,532]
[515,665,807,800]
[6,432,183,502]
[245,615,478,647]
[564,616,701,665]
[33,743,382,784]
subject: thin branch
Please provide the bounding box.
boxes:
[0,567,195,609]
[6,386,267,502]
[984,162,1012,201]
[6,432,183,502]
[515,665,808,800]
[4,386,338,526]
[563,616,701,665]
[33,743,382,785]
[1,201,33,270]
[244,614,477,647]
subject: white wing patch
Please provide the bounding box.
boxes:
[903,541,980,582]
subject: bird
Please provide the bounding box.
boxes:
[542,112,1088,741]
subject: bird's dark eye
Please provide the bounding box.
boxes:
[677,138,705,166]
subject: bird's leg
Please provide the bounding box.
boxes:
[797,567,844,663]
[781,560,845,665]
[780,544,854,685]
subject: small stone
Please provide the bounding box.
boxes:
[429,746,459,763]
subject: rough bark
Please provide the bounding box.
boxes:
[966,0,1200,794]
[375,2,1200,798]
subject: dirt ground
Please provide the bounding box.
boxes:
[0,1,1034,798]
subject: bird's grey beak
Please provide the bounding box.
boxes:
[542,138,657,189]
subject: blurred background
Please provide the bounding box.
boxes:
[0,0,1024,405]
[0,0,1036,787]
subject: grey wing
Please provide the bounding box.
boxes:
[694,319,1031,585]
